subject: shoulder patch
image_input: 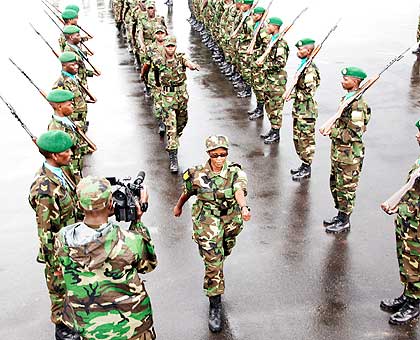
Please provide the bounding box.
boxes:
[183,170,190,181]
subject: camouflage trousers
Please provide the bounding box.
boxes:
[292,116,316,165]
[395,215,420,299]
[44,262,66,324]
[161,87,189,151]
[251,66,265,102]
[237,52,252,84]
[329,160,363,215]
[264,86,286,129]
[417,15,420,41]
[192,205,244,297]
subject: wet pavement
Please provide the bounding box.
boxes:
[1,0,420,339]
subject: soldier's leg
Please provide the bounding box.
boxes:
[175,90,189,137]
[221,209,244,257]
[44,263,66,324]
[293,116,316,165]
[335,162,363,215]
[329,159,339,210]
[263,89,285,144]
[164,107,178,151]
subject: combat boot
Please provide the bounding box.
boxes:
[249,102,264,119]
[260,128,273,139]
[264,128,280,144]
[325,212,350,234]
[290,163,304,175]
[55,323,80,340]
[158,120,166,137]
[168,150,179,173]
[323,214,339,226]
[237,86,251,98]
[292,163,311,181]
[413,44,420,54]
[389,297,420,325]
[380,293,407,313]
[144,85,151,98]
[208,295,222,332]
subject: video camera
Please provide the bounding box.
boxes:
[106,171,148,222]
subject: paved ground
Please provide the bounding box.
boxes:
[1,0,420,339]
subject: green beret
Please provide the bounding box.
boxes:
[295,38,315,47]
[164,35,177,46]
[61,9,78,20]
[243,0,253,4]
[235,0,242,3]
[77,176,113,211]
[205,135,229,151]
[37,130,73,153]
[47,89,74,103]
[268,17,283,26]
[416,120,420,130]
[59,51,77,63]
[253,7,265,14]
[65,4,80,13]
[63,25,80,35]
[341,66,367,80]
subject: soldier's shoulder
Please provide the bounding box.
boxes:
[183,165,204,180]
[30,172,55,198]
[227,161,243,171]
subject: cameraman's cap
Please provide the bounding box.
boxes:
[205,135,229,151]
[164,35,177,47]
[341,66,367,80]
[37,130,73,153]
[47,89,74,103]
[296,38,315,47]
[62,9,78,20]
[76,176,112,211]
[59,51,77,63]
[63,25,80,35]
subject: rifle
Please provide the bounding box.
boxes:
[230,0,260,38]
[283,19,340,101]
[8,58,97,152]
[30,23,99,101]
[43,9,94,56]
[246,0,273,54]
[41,0,94,39]
[381,167,420,214]
[256,7,308,66]
[319,46,411,136]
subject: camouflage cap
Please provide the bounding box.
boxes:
[164,35,177,46]
[146,0,155,8]
[76,176,112,211]
[205,135,229,151]
[155,25,167,34]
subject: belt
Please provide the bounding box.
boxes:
[162,84,184,92]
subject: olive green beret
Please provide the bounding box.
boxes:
[62,9,78,20]
[63,25,80,35]
[37,130,73,153]
[205,135,229,151]
[235,0,242,3]
[268,17,283,26]
[253,7,265,14]
[243,0,253,4]
[77,176,112,211]
[155,25,167,34]
[341,66,367,80]
[47,89,74,103]
[65,4,80,13]
[59,51,77,63]
[295,38,315,47]
[164,35,177,46]
[416,120,420,130]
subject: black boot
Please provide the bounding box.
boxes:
[134,53,141,71]
[158,120,166,137]
[264,128,280,144]
[389,297,420,325]
[144,85,151,98]
[413,44,420,55]
[168,150,179,173]
[249,102,264,119]
[260,128,273,139]
[323,214,339,226]
[237,85,251,98]
[290,163,304,175]
[380,293,407,313]
[292,163,311,181]
[325,211,350,234]
[55,323,80,340]
[208,295,222,332]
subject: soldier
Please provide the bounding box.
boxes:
[53,51,89,131]
[46,89,89,181]
[323,67,371,234]
[59,9,78,52]
[173,135,251,332]
[63,25,96,87]
[257,17,289,144]
[112,0,125,31]
[153,35,199,173]
[131,0,148,68]
[413,14,420,54]
[380,120,420,325]
[28,130,81,340]
[55,176,157,339]
[288,38,321,181]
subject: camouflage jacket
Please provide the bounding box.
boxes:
[219,2,235,37]
[183,160,248,217]
[53,72,87,117]
[154,52,189,87]
[56,221,157,339]
[292,63,320,102]
[262,35,289,86]
[396,158,420,228]
[63,43,94,86]
[145,42,165,85]
[330,96,371,165]
[137,15,166,44]
[237,15,254,53]
[112,0,125,22]
[29,164,80,266]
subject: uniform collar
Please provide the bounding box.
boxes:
[204,160,229,179]
[42,162,67,188]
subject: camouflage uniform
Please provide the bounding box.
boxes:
[64,43,94,87]
[236,14,254,85]
[154,52,190,151]
[29,164,80,324]
[137,14,166,63]
[183,160,248,296]
[112,0,125,23]
[262,35,289,129]
[329,96,371,214]
[251,24,269,104]
[52,71,88,127]
[291,63,321,165]
[145,41,165,119]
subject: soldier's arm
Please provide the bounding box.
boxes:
[273,41,289,69]
[342,100,370,142]
[182,55,200,71]
[130,221,158,273]
[233,169,250,220]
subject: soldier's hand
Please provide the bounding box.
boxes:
[319,126,331,136]
[241,206,251,221]
[381,202,398,215]
[173,204,182,217]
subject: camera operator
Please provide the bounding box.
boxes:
[55,176,157,340]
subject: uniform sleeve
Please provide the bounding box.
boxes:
[130,221,158,274]
[233,168,248,195]
[182,168,197,196]
[273,40,289,69]
[341,100,370,143]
